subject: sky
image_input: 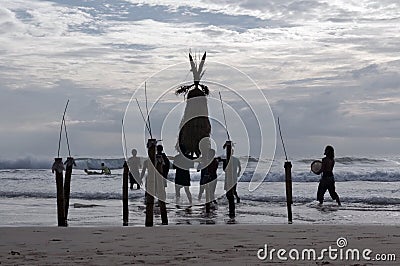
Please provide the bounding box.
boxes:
[0,0,399,162]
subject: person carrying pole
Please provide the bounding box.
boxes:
[223,143,241,219]
[140,141,169,226]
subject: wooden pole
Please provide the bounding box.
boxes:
[145,139,157,227]
[53,158,66,227]
[284,161,293,224]
[225,140,235,218]
[122,161,129,226]
[63,157,74,225]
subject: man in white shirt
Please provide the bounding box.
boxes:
[223,150,241,218]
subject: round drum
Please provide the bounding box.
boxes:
[311,160,322,175]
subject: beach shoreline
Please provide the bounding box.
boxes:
[1,224,398,265]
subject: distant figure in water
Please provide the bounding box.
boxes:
[127,149,141,189]
[84,169,102,175]
[101,163,111,175]
[316,145,341,206]
[173,146,194,206]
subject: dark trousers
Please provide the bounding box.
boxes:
[317,176,339,204]
[226,188,235,218]
[233,184,240,202]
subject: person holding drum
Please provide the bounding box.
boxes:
[311,145,341,206]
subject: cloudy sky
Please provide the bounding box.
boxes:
[1,0,399,161]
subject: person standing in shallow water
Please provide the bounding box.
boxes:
[197,148,219,203]
[316,145,341,206]
[173,147,194,206]
[127,149,141,190]
[223,149,242,218]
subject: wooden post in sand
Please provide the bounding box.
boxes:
[53,158,66,227]
[63,157,75,225]
[225,140,235,218]
[145,139,157,227]
[122,161,129,226]
[284,161,293,224]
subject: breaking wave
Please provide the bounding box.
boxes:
[240,194,400,206]
[239,170,400,182]
[297,157,388,165]
[0,157,51,169]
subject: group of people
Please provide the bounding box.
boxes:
[125,144,342,222]
[126,144,242,218]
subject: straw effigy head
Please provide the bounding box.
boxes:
[176,51,209,96]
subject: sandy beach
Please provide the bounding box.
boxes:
[1,225,398,265]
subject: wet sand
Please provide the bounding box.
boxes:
[1,225,399,265]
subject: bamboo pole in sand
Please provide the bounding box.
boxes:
[63,157,75,225]
[122,161,129,226]
[284,161,293,224]
[53,158,66,227]
[225,140,235,218]
[145,139,157,227]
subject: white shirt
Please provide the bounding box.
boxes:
[140,159,166,200]
[127,156,141,176]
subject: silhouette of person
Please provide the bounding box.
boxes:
[316,145,341,206]
[173,146,194,206]
[223,149,241,218]
[140,144,169,225]
[101,163,111,175]
[198,148,219,204]
[156,145,170,187]
[127,149,141,189]
[220,153,241,203]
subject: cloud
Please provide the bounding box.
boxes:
[0,0,399,159]
[270,60,400,157]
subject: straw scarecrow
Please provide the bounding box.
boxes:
[176,52,211,158]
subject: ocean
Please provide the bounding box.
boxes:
[0,156,399,226]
